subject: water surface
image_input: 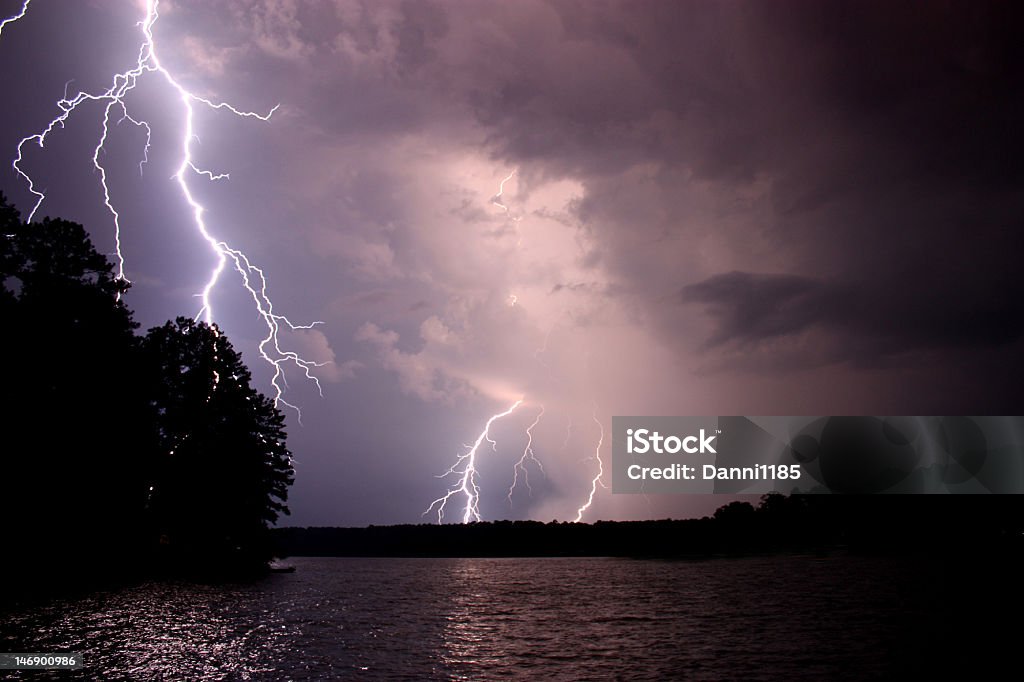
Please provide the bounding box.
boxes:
[0,555,959,679]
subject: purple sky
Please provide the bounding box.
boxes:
[1,0,1021,525]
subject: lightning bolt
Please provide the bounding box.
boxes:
[422,166,613,523]
[490,168,517,216]
[506,405,546,504]
[10,0,325,419]
[0,0,30,38]
[425,398,523,523]
[573,406,606,522]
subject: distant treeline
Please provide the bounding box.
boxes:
[0,194,293,590]
[274,494,1024,558]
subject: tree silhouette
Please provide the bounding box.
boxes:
[143,317,294,570]
[0,193,154,575]
[1,193,294,583]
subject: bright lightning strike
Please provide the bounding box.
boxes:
[573,407,606,522]
[490,169,517,215]
[421,165,610,523]
[11,0,326,419]
[0,0,30,38]
[506,405,545,504]
[426,399,523,524]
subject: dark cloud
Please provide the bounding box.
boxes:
[682,271,1024,364]
[2,0,1022,524]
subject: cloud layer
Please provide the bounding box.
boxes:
[1,0,1020,523]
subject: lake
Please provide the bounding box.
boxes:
[0,554,1005,679]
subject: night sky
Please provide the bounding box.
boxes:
[1,0,1021,525]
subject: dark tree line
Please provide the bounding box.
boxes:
[0,193,293,585]
[275,493,1024,559]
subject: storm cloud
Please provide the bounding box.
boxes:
[1,0,1021,524]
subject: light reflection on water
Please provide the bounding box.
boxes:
[0,555,931,680]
